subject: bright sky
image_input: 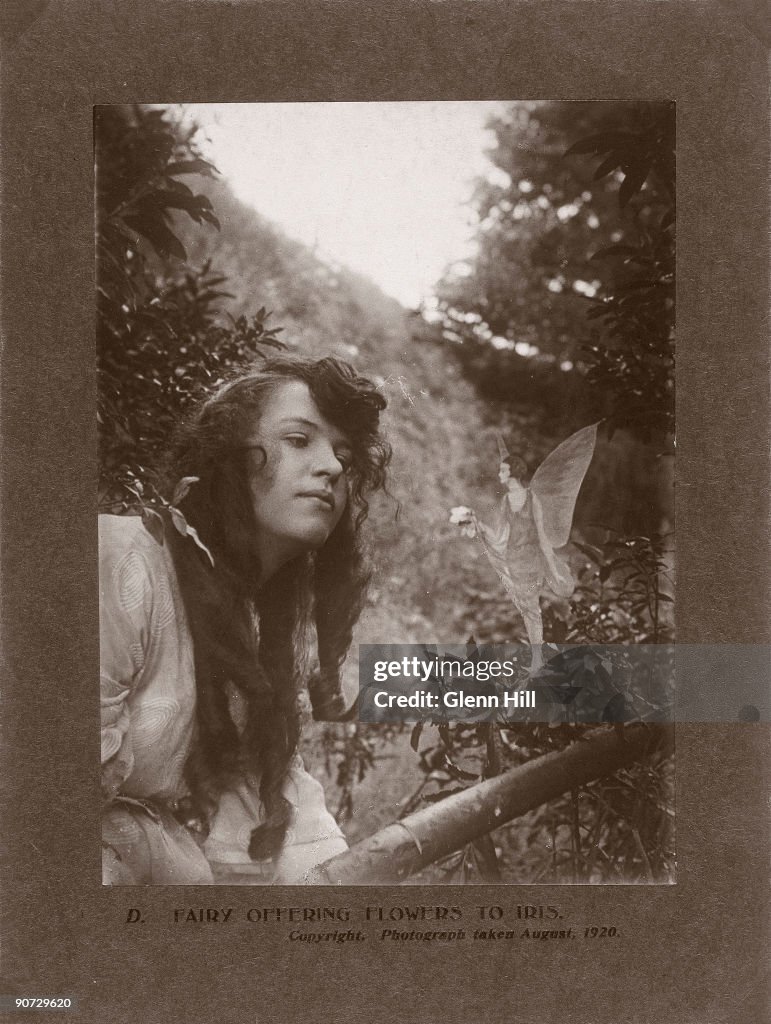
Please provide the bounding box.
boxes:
[180,102,505,309]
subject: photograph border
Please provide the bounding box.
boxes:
[1,2,768,1021]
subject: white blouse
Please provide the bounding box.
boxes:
[99,514,347,883]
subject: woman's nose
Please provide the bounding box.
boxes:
[313,441,344,480]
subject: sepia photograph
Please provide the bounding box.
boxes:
[97,101,675,886]
[2,2,768,1020]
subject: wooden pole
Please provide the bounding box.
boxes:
[316,723,673,885]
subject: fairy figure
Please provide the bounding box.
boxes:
[451,424,598,670]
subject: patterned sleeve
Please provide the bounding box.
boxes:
[98,516,155,802]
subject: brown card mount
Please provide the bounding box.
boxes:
[1,2,768,1022]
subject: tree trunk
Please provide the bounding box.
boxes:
[316,723,673,885]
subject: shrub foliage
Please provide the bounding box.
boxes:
[96,105,283,510]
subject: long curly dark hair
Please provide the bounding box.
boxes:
[161,353,390,861]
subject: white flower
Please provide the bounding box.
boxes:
[449,506,477,538]
[449,505,473,525]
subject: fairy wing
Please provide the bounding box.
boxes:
[531,491,576,598]
[529,423,598,549]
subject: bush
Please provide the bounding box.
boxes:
[96,104,283,509]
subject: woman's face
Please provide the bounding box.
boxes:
[244,381,351,575]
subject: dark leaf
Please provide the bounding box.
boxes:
[590,244,644,261]
[573,541,603,561]
[619,164,649,208]
[564,131,628,157]
[154,192,214,218]
[165,179,195,198]
[602,692,631,723]
[593,153,621,181]
[141,507,165,546]
[443,755,478,782]
[438,724,452,749]
[165,158,219,178]
[410,721,424,753]
[200,210,221,230]
[122,213,188,261]
[586,304,610,321]
[472,835,502,881]
[424,787,468,804]
[548,617,568,642]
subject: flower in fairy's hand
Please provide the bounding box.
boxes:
[449,506,477,538]
[449,505,472,524]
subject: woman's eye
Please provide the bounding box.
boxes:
[335,452,353,471]
[285,434,309,448]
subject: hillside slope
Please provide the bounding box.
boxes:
[174,178,521,668]
[172,175,671,689]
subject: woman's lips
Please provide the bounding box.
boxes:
[298,491,335,511]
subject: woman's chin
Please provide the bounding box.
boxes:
[287,525,334,554]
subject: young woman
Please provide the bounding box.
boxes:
[100,354,390,884]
